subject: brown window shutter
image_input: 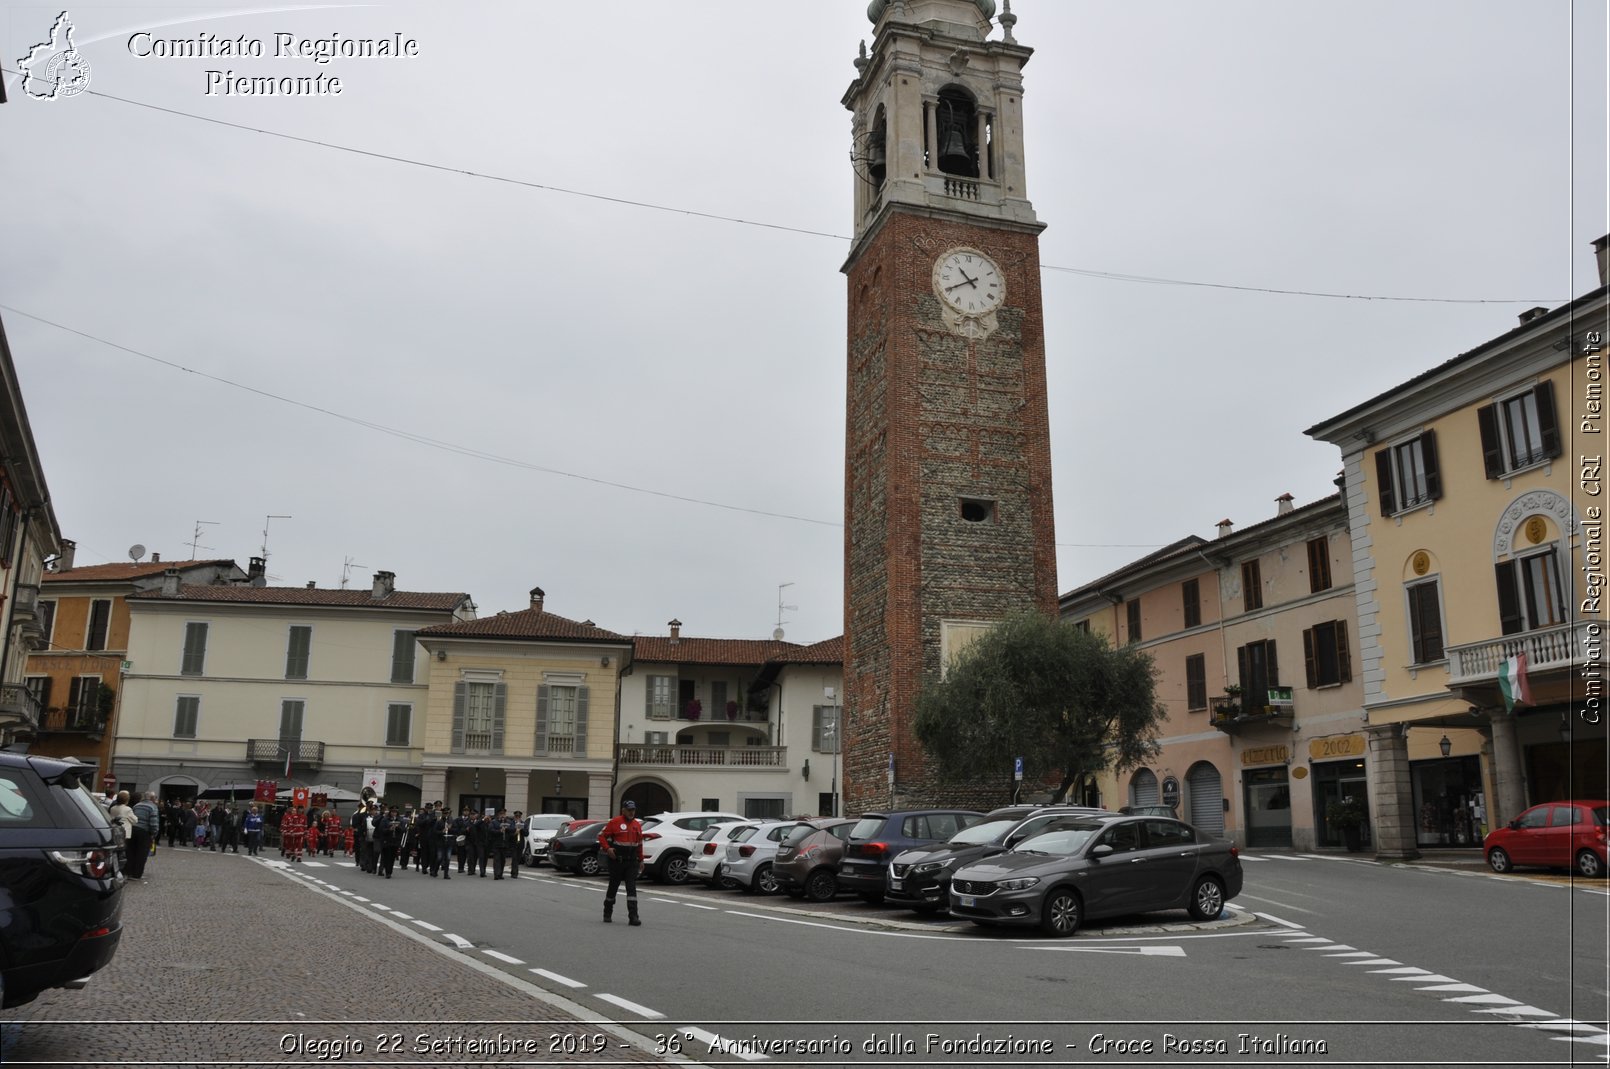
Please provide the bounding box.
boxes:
[1420,431,1442,501]
[1302,628,1318,689]
[1494,560,1523,635]
[1535,380,1561,459]
[1476,404,1503,478]
[1336,621,1351,683]
[1375,449,1396,516]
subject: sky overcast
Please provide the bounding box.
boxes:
[3,1,1605,645]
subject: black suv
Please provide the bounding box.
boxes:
[0,753,125,1008]
[837,809,982,904]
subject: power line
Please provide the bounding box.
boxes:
[0,70,1565,307]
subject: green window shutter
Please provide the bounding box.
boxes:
[812,706,825,751]
[1374,448,1397,516]
[535,684,549,756]
[574,686,589,757]
[181,622,208,675]
[391,631,417,684]
[1535,380,1561,459]
[491,683,506,754]
[1302,627,1318,689]
[451,682,466,750]
[1420,431,1442,501]
[1336,621,1351,683]
[286,626,311,679]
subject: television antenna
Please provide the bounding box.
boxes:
[774,582,797,641]
[340,557,366,589]
[261,514,292,564]
[128,544,147,562]
[187,520,218,558]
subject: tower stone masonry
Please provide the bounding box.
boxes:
[841,0,1058,814]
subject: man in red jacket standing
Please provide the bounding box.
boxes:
[598,800,644,926]
[281,803,308,863]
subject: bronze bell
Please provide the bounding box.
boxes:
[868,136,887,184]
[938,125,970,174]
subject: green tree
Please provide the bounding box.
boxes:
[913,611,1165,803]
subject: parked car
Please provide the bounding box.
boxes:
[688,820,759,888]
[639,811,744,884]
[1119,804,1179,819]
[838,809,983,904]
[948,813,1243,937]
[887,809,1104,913]
[1484,800,1609,878]
[522,813,578,866]
[721,820,800,894]
[0,753,125,1009]
[547,820,608,876]
[774,817,856,901]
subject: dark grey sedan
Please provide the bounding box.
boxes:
[948,814,1243,937]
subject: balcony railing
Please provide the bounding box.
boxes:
[616,744,787,770]
[645,706,770,724]
[246,738,325,768]
[456,730,502,755]
[1210,698,1294,736]
[1445,621,1595,688]
[0,684,43,729]
[40,704,104,735]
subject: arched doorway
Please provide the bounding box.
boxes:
[1185,761,1225,836]
[1129,768,1159,807]
[619,780,673,819]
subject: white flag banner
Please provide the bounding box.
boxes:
[363,768,388,796]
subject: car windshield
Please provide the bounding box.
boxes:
[1014,825,1102,856]
[849,817,884,839]
[528,815,571,831]
[696,826,723,841]
[735,826,762,843]
[945,819,1017,846]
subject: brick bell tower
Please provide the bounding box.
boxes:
[841,0,1057,813]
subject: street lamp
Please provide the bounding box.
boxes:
[823,686,839,818]
[1438,735,1451,757]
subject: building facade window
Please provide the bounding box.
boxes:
[537,682,589,757]
[1496,548,1566,634]
[1375,431,1442,516]
[24,676,50,713]
[457,680,504,752]
[1236,639,1279,713]
[385,703,411,746]
[173,695,199,738]
[1072,619,1090,633]
[39,600,55,645]
[279,699,305,743]
[1185,653,1207,711]
[1241,561,1263,612]
[1182,579,1201,629]
[1478,381,1560,477]
[180,622,208,676]
[1406,579,1445,664]
[1126,598,1142,643]
[813,705,841,753]
[390,630,417,684]
[645,675,675,719]
[85,599,111,651]
[285,625,312,679]
[1302,620,1352,688]
[66,675,102,730]
[1307,536,1332,593]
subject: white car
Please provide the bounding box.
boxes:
[722,820,801,895]
[522,813,576,866]
[688,821,759,887]
[640,811,744,884]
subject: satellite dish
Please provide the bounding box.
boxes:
[128,544,147,562]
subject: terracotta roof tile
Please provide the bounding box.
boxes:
[43,560,238,584]
[417,607,628,643]
[128,584,470,612]
[632,636,804,666]
[771,635,843,665]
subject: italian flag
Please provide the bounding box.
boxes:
[284,748,294,780]
[1498,654,1533,711]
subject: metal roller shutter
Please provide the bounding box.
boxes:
[1187,763,1225,837]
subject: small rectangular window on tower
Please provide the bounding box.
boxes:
[958,498,997,523]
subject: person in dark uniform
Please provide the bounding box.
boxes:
[221,804,241,853]
[377,806,401,878]
[470,811,493,877]
[433,804,456,879]
[509,811,526,880]
[179,802,197,850]
[599,800,644,926]
[490,809,514,880]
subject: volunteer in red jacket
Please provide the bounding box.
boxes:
[598,800,644,926]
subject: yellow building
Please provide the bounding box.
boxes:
[1306,236,1608,859]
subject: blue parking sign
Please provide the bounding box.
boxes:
[1013,756,1023,781]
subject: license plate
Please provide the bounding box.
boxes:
[889,877,903,890]
[958,895,976,908]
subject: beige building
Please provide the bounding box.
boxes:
[116,567,473,802]
[413,588,631,819]
[1061,493,1365,851]
[1306,236,1608,859]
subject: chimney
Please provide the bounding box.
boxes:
[1595,234,1609,287]
[371,570,395,600]
[150,552,161,563]
[668,618,682,643]
[1275,493,1294,516]
[1216,518,1234,539]
[161,568,181,596]
[55,539,76,571]
[306,580,317,589]
[248,557,266,585]
[1517,306,1549,325]
[529,586,545,612]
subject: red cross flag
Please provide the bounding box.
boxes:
[363,768,387,797]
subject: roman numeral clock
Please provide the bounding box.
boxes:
[840,0,1059,813]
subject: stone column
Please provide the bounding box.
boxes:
[1487,710,1526,827]
[587,771,613,821]
[504,769,531,815]
[1364,724,1419,861]
[925,100,938,172]
[420,768,447,808]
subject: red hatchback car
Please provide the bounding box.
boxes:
[1483,800,1608,878]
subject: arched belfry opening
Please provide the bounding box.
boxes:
[929,85,990,179]
[869,104,888,187]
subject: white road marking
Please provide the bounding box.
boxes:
[1249,910,1305,929]
[1237,854,1271,861]
[1556,1033,1610,1047]
[1324,951,1377,958]
[648,897,678,904]
[350,895,370,903]
[685,903,719,910]
[412,920,441,931]
[1344,958,1402,966]
[390,912,413,920]
[370,903,390,910]
[483,950,524,965]
[1305,943,1355,951]
[1444,994,1522,1006]
[531,968,585,989]
[443,933,473,949]
[1283,936,1332,944]
[596,993,664,1019]
[1393,974,1457,983]
[682,1027,768,1062]
[1520,1021,1606,1033]
[1473,1005,1558,1017]
[1237,893,1320,914]
[1025,945,1186,957]
[1264,854,1309,862]
[1369,967,1431,975]
[1416,983,1487,993]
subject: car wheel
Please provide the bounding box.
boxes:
[750,864,780,895]
[1576,849,1605,879]
[1187,876,1225,921]
[859,891,886,905]
[660,852,690,884]
[1486,847,1513,874]
[803,868,837,902]
[577,852,602,877]
[1040,888,1082,937]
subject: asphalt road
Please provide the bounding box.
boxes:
[275,848,1609,1067]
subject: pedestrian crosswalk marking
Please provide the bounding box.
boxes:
[483,950,524,965]
[597,993,664,1019]
[531,968,585,989]
[412,919,442,932]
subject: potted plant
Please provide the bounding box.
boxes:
[1327,796,1368,852]
[725,700,739,721]
[684,698,702,721]
[1212,685,1242,722]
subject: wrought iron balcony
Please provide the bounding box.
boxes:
[616,744,787,770]
[0,683,42,730]
[1445,620,1595,689]
[40,704,105,735]
[1210,698,1294,736]
[246,738,325,768]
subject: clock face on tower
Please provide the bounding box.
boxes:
[933,248,1004,318]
